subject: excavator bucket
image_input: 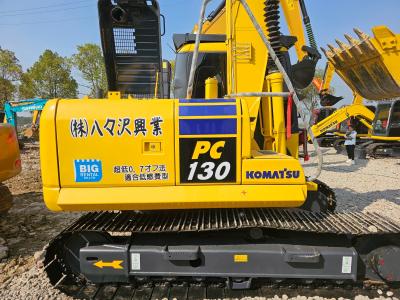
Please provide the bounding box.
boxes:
[322,26,400,100]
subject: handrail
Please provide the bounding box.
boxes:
[186,0,211,99]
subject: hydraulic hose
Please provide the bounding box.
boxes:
[239,0,323,181]
[299,0,317,49]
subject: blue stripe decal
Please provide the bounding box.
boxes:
[179,105,236,116]
[179,98,236,103]
[179,119,237,135]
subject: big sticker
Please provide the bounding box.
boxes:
[74,159,103,183]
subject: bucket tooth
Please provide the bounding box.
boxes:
[320,47,330,58]
[360,41,376,54]
[327,44,345,64]
[344,34,363,56]
[344,34,359,46]
[335,39,349,51]
[353,28,375,53]
[327,44,340,54]
[354,28,370,40]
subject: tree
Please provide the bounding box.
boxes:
[20,50,78,99]
[72,43,107,97]
[0,47,22,109]
[19,73,35,99]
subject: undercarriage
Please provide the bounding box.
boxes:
[43,208,400,299]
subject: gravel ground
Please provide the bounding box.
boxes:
[0,143,399,300]
[303,147,400,222]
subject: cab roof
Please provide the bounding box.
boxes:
[173,33,226,51]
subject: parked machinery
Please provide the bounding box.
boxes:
[39,0,400,295]
[310,106,337,147]
[322,26,400,158]
[0,124,21,214]
[309,61,376,148]
[332,105,376,154]
[3,99,48,141]
[360,99,400,157]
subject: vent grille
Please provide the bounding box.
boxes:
[113,28,137,55]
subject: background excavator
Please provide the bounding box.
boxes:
[309,61,376,148]
[3,98,48,143]
[39,0,400,295]
[321,26,400,158]
[0,123,21,214]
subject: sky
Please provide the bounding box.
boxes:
[0,0,400,102]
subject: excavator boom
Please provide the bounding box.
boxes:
[311,104,375,138]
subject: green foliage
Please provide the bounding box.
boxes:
[20,50,78,99]
[72,43,107,97]
[0,47,22,109]
[19,73,35,99]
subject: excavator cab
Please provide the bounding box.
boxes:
[172,34,227,98]
[372,100,400,138]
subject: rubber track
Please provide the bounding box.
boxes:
[315,179,337,213]
[366,142,400,158]
[58,281,399,299]
[65,208,400,236]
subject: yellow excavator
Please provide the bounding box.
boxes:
[321,26,400,158]
[309,60,376,147]
[39,0,400,295]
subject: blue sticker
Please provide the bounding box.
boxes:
[74,160,102,182]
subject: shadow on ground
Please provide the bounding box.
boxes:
[334,187,400,212]
[304,158,369,172]
[0,192,80,259]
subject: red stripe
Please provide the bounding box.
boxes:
[286,94,293,139]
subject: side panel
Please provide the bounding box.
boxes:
[42,97,308,211]
[242,152,305,186]
[56,99,175,187]
[40,100,61,211]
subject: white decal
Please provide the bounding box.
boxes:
[341,256,352,274]
[187,161,231,181]
[131,253,141,271]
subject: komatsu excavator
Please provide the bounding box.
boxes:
[40,0,400,296]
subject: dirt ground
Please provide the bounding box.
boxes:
[0,142,399,300]
[0,143,80,299]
